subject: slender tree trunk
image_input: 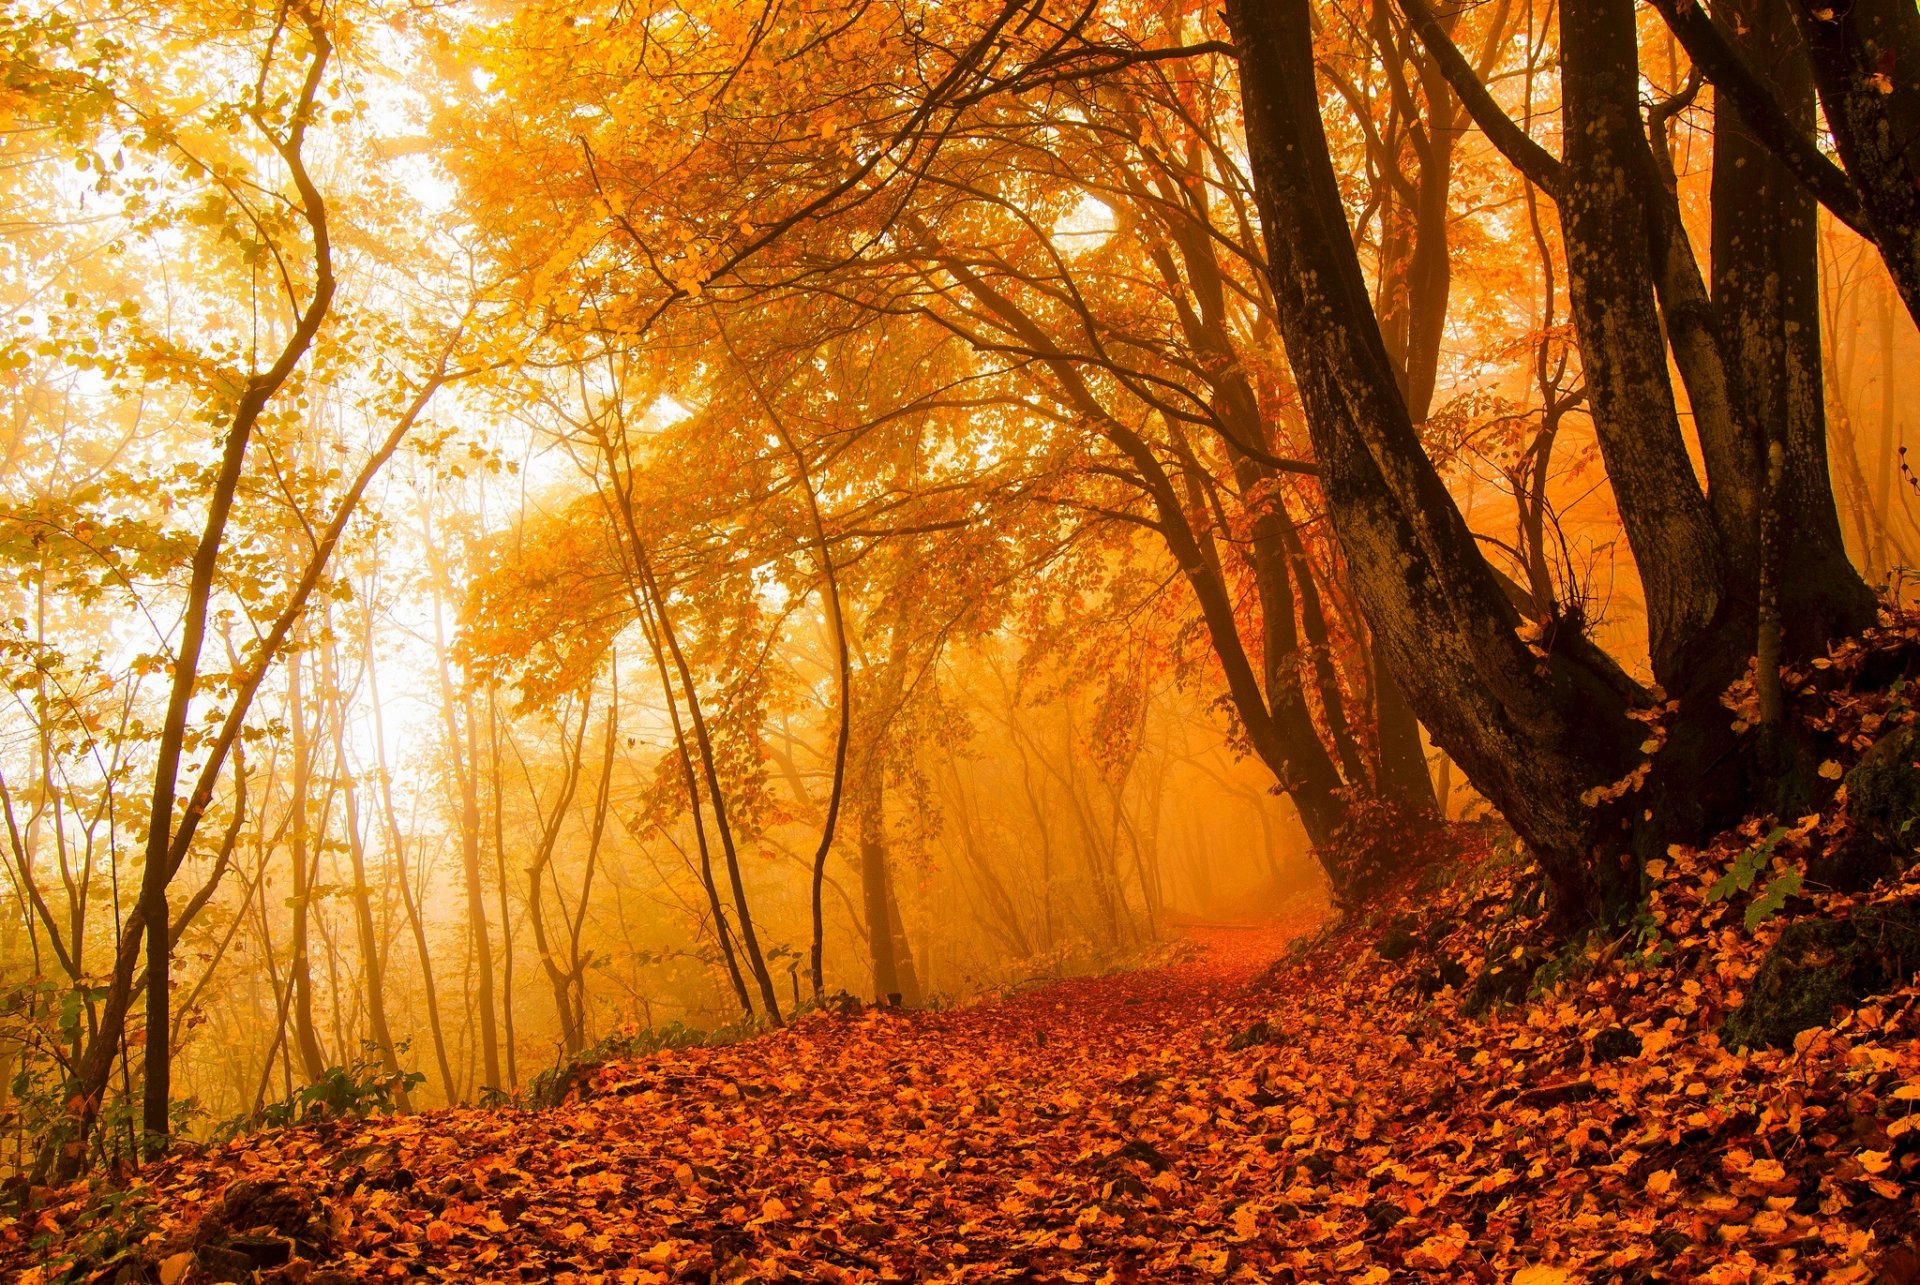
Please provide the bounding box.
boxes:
[486,688,518,1090]
[323,635,409,1109]
[720,330,853,1004]
[33,271,444,1180]
[856,779,901,1005]
[592,427,783,1022]
[928,251,1353,847]
[527,698,591,1057]
[427,566,502,1093]
[568,670,617,1045]
[616,550,754,1018]
[366,606,458,1105]
[1372,640,1437,813]
[1875,284,1898,577]
[133,22,335,1154]
[882,859,921,1007]
[285,641,327,1081]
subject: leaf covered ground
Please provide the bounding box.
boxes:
[13,630,1920,1283]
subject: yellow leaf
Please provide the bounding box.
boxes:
[1513,1268,1572,1285]
[1744,1158,1787,1185]
[1818,759,1844,780]
[1406,1228,1467,1269]
[1230,1203,1259,1242]
[1645,1168,1676,1195]
[159,1253,194,1285]
[1858,1149,1892,1175]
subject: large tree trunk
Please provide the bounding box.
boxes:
[1560,0,1733,688]
[1714,0,1877,654]
[1227,0,1884,924]
[1224,0,1663,921]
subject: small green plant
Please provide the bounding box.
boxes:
[1530,930,1596,997]
[1744,871,1803,931]
[1701,827,1803,932]
[1623,908,1672,969]
[25,1181,158,1279]
[212,1043,424,1143]
[1706,826,1788,904]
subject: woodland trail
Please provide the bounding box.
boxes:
[21,847,1920,1284]
[502,917,1314,1284]
[15,914,1325,1284]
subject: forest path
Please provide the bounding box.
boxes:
[25,841,1918,1283]
[413,916,1312,1282]
[59,914,1323,1284]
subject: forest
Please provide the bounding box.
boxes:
[2,0,1920,1279]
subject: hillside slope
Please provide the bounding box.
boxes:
[11,800,1920,1282]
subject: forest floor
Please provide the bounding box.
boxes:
[11,844,1920,1285]
[15,630,1920,1283]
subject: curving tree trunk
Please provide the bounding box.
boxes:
[1226,0,1721,922]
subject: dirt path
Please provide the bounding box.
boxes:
[13,918,1315,1284]
[386,919,1305,1282]
[18,851,1920,1283]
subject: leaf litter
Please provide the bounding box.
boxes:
[12,629,1920,1283]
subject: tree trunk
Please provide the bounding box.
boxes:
[856,779,901,1005]
[428,574,502,1093]
[1792,0,1920,327]
[1373,640,1438,813]
[365,601,459,1105]
[1560,0,1732,688]
[1224,0,1659,921]
[1713,0,1877,654]
[527,698,591,1057]
[883,859,921,1008]
[592,426,783,1023]
[328,660,410,1110]
[285,641,328,1082]
[486,689,518,1091]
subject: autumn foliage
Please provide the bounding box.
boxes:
[5,0,1920,1278]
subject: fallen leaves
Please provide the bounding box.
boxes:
[1511,1267,1573,1285]
[15,633,1920,1281]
